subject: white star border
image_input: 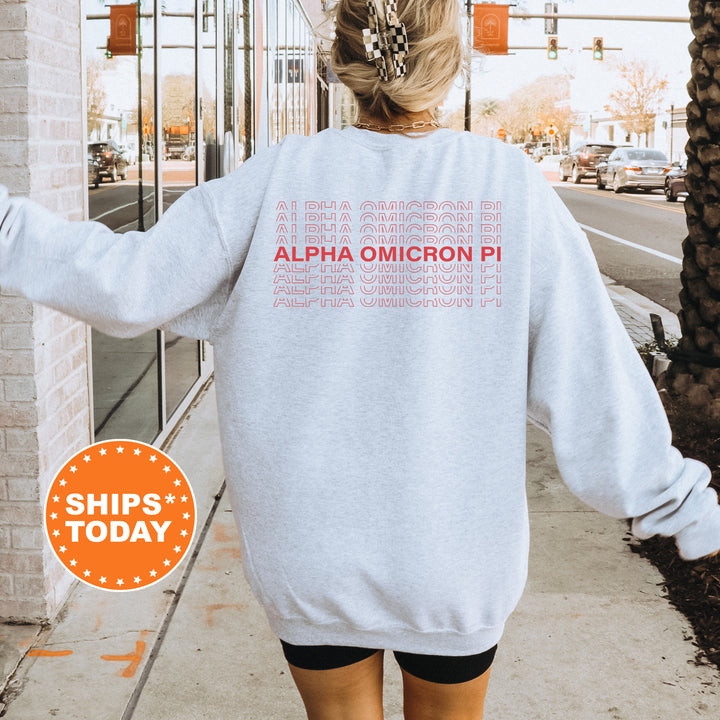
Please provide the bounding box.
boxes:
[44,439,197,592]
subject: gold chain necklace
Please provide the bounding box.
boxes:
[353,120,441,133]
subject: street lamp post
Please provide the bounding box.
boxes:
[670,104,674,162]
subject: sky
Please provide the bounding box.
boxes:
[89,0,695,125]
[445,0,694,114]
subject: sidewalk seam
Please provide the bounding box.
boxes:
[120,478,227,720]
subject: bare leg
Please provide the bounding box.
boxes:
[401,667,491,720]
[286,650,385,720]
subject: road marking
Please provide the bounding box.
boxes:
[555,182,685,214]
[27,649,73,657]
[578,223,682,265]
[91,193,155,222]
[101,631,149,678]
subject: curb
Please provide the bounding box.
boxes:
[603,275,681,339]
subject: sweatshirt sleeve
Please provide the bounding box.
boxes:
[525,168,720,561]
[0,182,233,339]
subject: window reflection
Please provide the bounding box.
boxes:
[203,0,219,180]
[162,0,202,418]
[165,331,200,418]
[239,0,253,159]
[86,7,160,443]
[84,0,313,443]
[92,329,160,442]
[224,0,235,144]
[267,0,313,144]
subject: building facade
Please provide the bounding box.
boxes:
[0,0,327,622]
[569,106,689,165]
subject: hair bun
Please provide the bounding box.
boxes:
[330,0,466,122]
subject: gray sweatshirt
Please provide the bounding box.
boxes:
[1,127,719,655]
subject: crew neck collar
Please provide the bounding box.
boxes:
[340,125,457,148]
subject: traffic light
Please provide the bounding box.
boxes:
[593,37,604,61]
[105,41,112,59]
[544,2,558,35]
[547,37,558,60]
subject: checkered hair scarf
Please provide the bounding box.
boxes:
[362,0,408,81]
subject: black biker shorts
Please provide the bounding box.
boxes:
[280,640,497,685]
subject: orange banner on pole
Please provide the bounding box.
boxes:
[473,4,509,55]
[108,5,137,56]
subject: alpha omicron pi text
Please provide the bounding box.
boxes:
[272,201,502,308]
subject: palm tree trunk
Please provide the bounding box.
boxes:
[671,1,720,414]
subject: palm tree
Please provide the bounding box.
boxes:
[669,1,720,411]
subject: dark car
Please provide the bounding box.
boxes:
[88,141,128,183]
[596,147,671,193]
[664,160,688,202]
[87,153,100,189]
[559,142,616,183]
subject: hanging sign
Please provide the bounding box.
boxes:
[108,4,137,56]
[473,4,509,55]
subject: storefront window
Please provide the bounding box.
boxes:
[267,0,279,143]
[224,0,236,145]
[161,0,203,419]
[86,4,160,443]
[266,0,314,144]
[92,331,160,441]
[305,25,313,134]
[239,0,253,158]
[202,0,218,180]
[84,0,315,444]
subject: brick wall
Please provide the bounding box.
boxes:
[0,0,91,621]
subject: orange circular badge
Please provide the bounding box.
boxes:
[44,440,196,591]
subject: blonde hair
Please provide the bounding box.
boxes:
[330,0,465,122]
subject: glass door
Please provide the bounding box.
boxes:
[161,0,204,421]
[86,2,160,442]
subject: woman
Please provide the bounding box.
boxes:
[1,1,718,718]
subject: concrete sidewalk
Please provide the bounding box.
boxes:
[1,287,718,719]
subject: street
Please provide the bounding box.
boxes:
[89,160,196,232]
[551,177,686,313]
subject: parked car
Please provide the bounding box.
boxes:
[120,142,137,166]
[87,153,100,189]
[164,140,186,160]
[596,147,672,193]
[532,143,551,162]
[559,142,616,183]
[88,140,128,182]
[664,160,688,202]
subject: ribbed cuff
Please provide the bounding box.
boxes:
[674,501,720,561]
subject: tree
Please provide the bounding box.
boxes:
[441,77,575,146]
[668,1,720,416]
[201,85,216,141]
[86,58,108,138]
[162,74,195,127]
[604,59,669,146]
[441,97,499,136]
[495,75,575,146]
[126,73,154,150]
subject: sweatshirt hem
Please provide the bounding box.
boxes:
[264,615,506,656]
